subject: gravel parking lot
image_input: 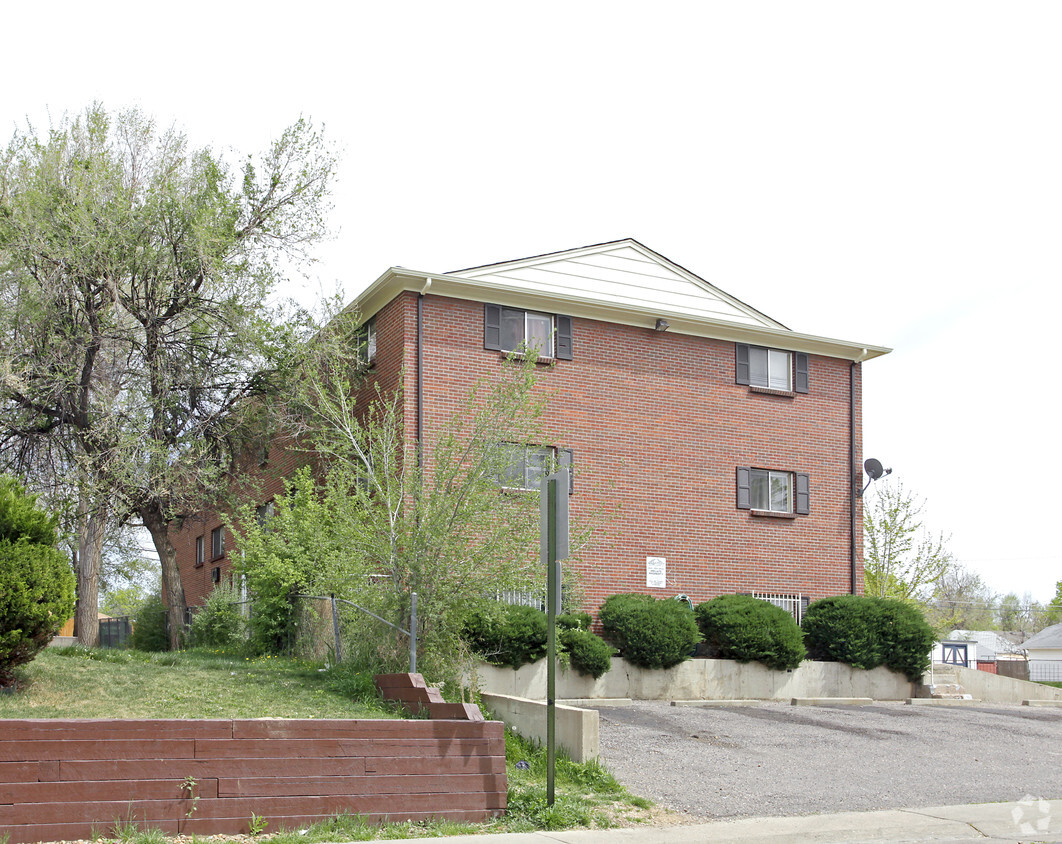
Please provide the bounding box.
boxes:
[597,701,1062,820]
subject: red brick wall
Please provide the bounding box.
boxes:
[417,294,863,612]
[0,718,505,843]
[174,289,864,615]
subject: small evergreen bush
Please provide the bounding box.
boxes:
[559,628,614,678]
[128,592,171,652]
[557,612,592,631]
[802,595,934,682]
[189,583,245,649]
[598,593,701,669]
[695,594,806,671]
[463,603,548,669]
[0,476,75,687]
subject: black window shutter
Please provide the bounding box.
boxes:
[795,473,810,514]
[556,315,574,360]
[736,344,751,385]
[795,353,810,393]
[736,467,751,509]
[484,304,502,350]
[560,448,575,493]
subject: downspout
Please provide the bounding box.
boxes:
[416,278,432,470]
[849,361,857,594]
[849,350,867,594]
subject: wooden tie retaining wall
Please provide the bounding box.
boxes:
[0,718,506,843]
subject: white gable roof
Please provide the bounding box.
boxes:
[450,240,787,331]
[354,239,890,362]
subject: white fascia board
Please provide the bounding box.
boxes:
[356,268,891,362]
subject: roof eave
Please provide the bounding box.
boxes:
[356,268,891,362]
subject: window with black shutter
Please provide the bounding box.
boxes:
[736,343,809,393]
[484,304,573,360]
[736,467,810,516]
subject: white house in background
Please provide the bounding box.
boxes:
[1019,623,1062,682]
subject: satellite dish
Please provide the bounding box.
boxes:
[864,458,885,480]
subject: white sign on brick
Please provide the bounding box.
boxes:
[646,556,667,588]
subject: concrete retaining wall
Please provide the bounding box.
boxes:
[938,664,1062,704]
[482,694,599,763]
[0,718,506,844]
[474,657,915,702]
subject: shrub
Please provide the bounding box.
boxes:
[598,593,701,669]
[559,628,614,678]
[189,583,245,649]
[0,476,75,688]
[557,612,592,631]
[695,595,806,671]
[0,542,76,688]
[802,595,935,682]
[463,603,548,669]
[128,592,171,652]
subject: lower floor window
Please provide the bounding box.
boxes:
[736,467,810,515]
[751,469,791,512]
[498,444,575,493]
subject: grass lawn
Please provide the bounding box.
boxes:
[1,646,660,842]
[0,647,388,720]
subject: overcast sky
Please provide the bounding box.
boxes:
[5,1,1060,604]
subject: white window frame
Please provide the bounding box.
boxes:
[211,526,225,559]
[750,469,792,513]
[502,307,554,358]
[195,535,205,567]
[750,347,792,391]
[498,444,555,491]
[356,318,377,365]
[497,444,574,493]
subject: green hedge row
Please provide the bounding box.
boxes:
[464,592,935,682]
[463,604,614,678]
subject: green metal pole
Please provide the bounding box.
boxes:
[546,474,557,807]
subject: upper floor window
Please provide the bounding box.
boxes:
[356,319,377,365]
[211,526,225,559]
[497,444,575,493]
[736,467,810,515]
[484,304,573,360]
[195,535,205,567]
[256,501,274,527]
[736,344,809,393]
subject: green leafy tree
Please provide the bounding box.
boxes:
[1042,581,1062,628]
[997,592,1022,631]
[863,481,953,602]
[0,104,335,646]
[0,476,75,686]
[923,564,997,635]
[233,343,565,678]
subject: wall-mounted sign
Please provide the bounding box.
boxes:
[646,556,667,588]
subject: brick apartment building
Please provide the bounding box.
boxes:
[174,239,889,618]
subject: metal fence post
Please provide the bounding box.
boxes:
[409,592,417,674]
[330,594,343,664]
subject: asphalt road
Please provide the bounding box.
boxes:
[596,701,1062,820]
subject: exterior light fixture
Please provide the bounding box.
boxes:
[655,319,669,332]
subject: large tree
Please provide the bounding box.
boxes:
[863,481,953,603]
[0,104,334,646]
